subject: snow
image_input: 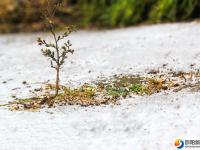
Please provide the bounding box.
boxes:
[1,22,200,150]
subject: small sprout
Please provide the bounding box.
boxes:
[38,0,76,97]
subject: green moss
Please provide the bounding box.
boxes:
[106,86,128,98]
[129,84,142,93]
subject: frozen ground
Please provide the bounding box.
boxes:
[0,22,200,150]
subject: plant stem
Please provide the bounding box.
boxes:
[55,66,60,96]
[51,28,60,97]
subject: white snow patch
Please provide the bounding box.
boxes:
[0,22,200,150]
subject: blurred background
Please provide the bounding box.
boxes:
[0,0,200,33]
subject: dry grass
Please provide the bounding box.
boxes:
[5,69,200,111]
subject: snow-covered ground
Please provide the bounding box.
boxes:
[1,22,200,150]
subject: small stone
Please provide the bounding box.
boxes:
[162,64,168,67]
[34,88,41,92]
[22,81,27,85]
[162,86,168,90]
[11,95,16,98]
[148,69,159,74]
[174,83,180,87]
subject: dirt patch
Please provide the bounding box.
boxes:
[3,69,200,111]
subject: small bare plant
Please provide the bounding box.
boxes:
[37,0,76,97]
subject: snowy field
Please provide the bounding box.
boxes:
[1,22,200,150]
